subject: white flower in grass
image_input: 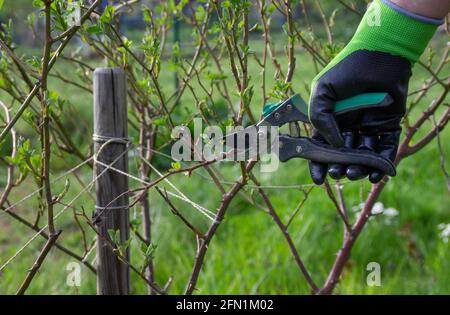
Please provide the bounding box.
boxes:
[371,202,384,216]
[383,208,399,217]
[438,223,450,243]
[382,207,398,225]
[351,202,399,224]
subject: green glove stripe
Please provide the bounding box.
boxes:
[334,93,389,113]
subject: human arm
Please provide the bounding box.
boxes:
[391,0,450,19]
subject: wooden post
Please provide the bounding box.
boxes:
[93,68,130,295]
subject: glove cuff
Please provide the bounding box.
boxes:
[381,0,444,26]
[348,0,440,64]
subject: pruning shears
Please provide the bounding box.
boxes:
[224,93,396,177]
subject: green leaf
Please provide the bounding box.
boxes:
[22,139,30,152]
[140,242,148,254]
[107,229,118,243]
[32,0,45,9]
[208,22,221,35]
[172,41,180,58]
[142,7,152,23]
[222,0,231,8]
[171,161,181,170]
[267,3,276,14]
[86,24,103,35]
[100,5,115,24]
[175,0,190,12]
[195,5,205,21]
[48,90,59,100]
[207,71,227,83]
[27,56,40,68]
[0,0,4,10]
[123,237,132,250]
[130,218,142,229]
[55,179,70,202]
[153,116,167,126]
[29,153,42,172]
[146,243,156,257]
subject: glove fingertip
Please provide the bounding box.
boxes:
[346,165,369,181]
[369,171,384,183]
[309,161,328,185]
[328,164,346,180]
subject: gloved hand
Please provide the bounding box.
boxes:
[308,0,442,185]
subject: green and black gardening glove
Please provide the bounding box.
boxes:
[308,0,443,185]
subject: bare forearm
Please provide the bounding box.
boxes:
[391,0,450,19]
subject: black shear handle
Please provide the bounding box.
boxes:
[278,135,396,176]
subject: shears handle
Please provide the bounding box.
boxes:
[263,92,393,124]
[278,135,396,176]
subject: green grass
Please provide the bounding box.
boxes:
[0,37,449,295]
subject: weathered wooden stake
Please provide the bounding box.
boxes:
[93,68,130,295]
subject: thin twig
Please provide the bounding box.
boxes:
[16,230,62,295]
[185,161,256,294]
[156,187,206,239]
[249,173,319,293]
